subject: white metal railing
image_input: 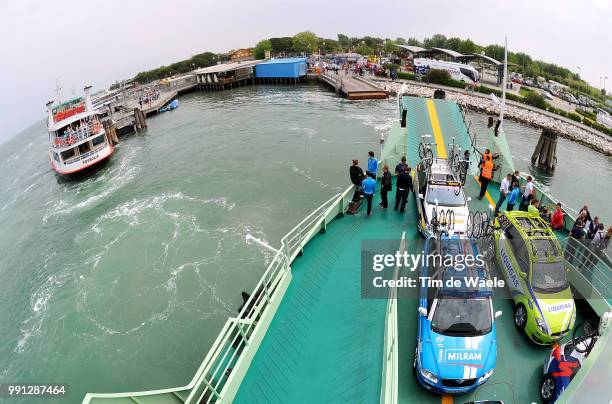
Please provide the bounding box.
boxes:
[83,184,355,404]
[52,121,103,149]
[380,232,405,404]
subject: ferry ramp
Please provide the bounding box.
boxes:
[234,189,419,404]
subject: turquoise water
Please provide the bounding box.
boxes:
[0,84,609,403]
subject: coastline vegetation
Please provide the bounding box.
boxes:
[121,31,611,135]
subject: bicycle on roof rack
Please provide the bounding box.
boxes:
[418,134,434,168]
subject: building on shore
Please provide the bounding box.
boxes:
[229,48,254,62]
[255,58,307,79]
[194,60,262,90]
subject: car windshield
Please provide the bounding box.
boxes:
[431,298,492,336]
[426,185,465,207]
[532,261,568,293]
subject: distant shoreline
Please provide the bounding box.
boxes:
[373,78,612,156]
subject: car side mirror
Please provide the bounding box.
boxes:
[418,307,428,317]
[418,193,424,200]
[495,311,503,319]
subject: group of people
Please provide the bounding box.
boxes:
[568,204,611,258]
[492,170,538,215]
[138,90,160,107]
[349,152,413,216]
[58,116,100,145]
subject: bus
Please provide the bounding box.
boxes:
[414,58,480,84]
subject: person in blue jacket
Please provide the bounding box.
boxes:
[362,173,377,216]
[366,151,378,178]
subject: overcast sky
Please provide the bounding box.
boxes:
[1,0,610,143]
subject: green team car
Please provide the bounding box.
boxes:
[494,211,576,345]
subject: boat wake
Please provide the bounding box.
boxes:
[42,148,140,223]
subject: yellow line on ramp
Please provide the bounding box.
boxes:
[441,394,453,404]
[425,99,447,158]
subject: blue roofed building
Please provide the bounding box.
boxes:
[255,58,307,79]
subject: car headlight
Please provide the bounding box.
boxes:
[535,317,549,335]
[420,368,438,384]
[478,369,494,384]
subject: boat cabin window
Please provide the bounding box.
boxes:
[426,185,465,207]
[78,142,91,155]
[53,152,60,162]
[92,134,105,147]
[61,148,76,161]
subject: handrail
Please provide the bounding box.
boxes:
[380,232,405,404]
[83,184,355,404]
[52,121,103,149]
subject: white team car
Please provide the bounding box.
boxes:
[414,158,470,237]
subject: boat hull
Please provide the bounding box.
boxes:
[50,143,114,177]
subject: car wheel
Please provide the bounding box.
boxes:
[514,304,527,329]
[540,374,556,403]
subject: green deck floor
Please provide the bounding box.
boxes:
[236,97,603,404]
[235,190,420,404]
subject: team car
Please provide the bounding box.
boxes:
[415,236,500,394]
[414,158,470,237]
[494,211,576,345]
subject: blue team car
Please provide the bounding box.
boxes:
[414,237,502,394]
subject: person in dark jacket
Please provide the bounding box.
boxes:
[379,165,392,209]
[394,166,413,213]
[349,159,364,202]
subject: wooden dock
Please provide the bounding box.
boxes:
[124,90,178,116]
[319,71,389,100]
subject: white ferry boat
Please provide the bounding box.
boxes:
[46,86,113,176]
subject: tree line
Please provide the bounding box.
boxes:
[125,31,605,101]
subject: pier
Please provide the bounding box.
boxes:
[320,71,389,100]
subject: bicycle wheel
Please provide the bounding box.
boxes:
[473,211,482,238]
[419,143,426,159]
[459,164,467,185]
[452,154,460,173]
[467,211,474,238]
[425,148,433,162]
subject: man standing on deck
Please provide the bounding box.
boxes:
[394,167,412,213]
[366,151,378,178]
[395,156,407,205]
[362,173,376,216]
[506,182,520,211]
[349,159,364,203]
[494,173,512,215]
[519,176,535,211]
[511,170,520,187]
[380,165,392,209]
[478,156,494,200]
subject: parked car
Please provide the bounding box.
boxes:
[415,236,500,394]
[493,211,576,345]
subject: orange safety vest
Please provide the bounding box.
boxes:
[481,160,493,179]
[480,153,492,167]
